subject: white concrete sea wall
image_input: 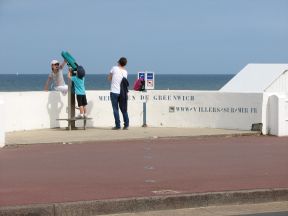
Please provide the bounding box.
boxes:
[1,91,68,131]
[0,97,5,147]
[146,91,262,130]
[88,91,144,128]
[0,90,263,132]
[0,91,144,131]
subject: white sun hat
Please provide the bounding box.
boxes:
[50,59,59,65]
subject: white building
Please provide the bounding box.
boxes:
[220,64,288,93]
[220,64,288,136]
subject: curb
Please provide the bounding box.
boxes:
[1,188,288,216]
[4,131,261,147]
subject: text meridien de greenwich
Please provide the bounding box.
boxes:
[99,94,195,102]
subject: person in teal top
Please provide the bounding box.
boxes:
[68,66,88,118]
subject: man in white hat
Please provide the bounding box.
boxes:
[44,59,68,95]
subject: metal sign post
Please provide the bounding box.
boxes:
[137,71,155,127]
[138,72,147,127]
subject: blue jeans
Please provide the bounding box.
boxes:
[110,92,129,128]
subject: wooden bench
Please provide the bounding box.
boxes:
[56,117,93,130]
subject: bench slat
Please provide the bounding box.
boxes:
[56,118,93,130]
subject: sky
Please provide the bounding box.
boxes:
[0,0,288,74]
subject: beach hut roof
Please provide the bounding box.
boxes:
[220,64,288,93]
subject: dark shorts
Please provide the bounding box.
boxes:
[76,95,87,107]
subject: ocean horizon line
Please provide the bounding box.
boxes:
[0,73,233,91]
[0,73,236,76]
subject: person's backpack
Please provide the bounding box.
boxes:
[133,78,145,91]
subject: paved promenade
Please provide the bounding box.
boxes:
[1,128,288,215]
[5,127,257,145]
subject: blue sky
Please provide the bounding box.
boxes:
[0,0,287,74]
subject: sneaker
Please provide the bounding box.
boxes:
[76,114,83,119]
[123,126,129,130]
[112,127,121,130]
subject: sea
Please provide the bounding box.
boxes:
[0,74,234,92]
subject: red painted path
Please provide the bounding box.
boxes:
[0,135,288,207]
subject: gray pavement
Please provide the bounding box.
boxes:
[5,127,258,145]
[106,201,288,216]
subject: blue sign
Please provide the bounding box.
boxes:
[138,72,145,79]
[137,71,155,90]
[145,72,155,89]
[147,73,154,80]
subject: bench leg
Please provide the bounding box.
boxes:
[68,121,72,130]
[84,119,86,130]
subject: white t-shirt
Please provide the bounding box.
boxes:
[49,69,66,87]
[110,66,128,94]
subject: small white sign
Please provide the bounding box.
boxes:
[145,72,155,90]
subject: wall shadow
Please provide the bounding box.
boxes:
[47,91,64,128]
[86,100,94,128]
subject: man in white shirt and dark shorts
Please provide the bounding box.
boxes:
[108,57,129,130]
